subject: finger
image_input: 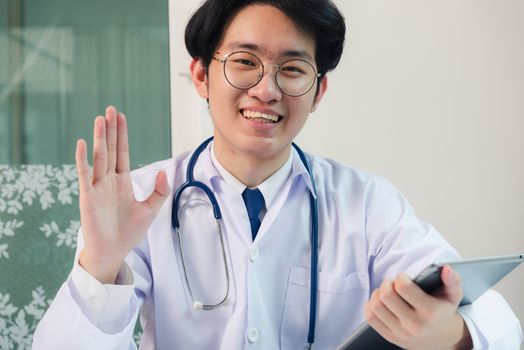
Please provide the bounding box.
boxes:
[379,279,414,320]
[367,315,398,345]
[92,116,108,182]
[373,300,401,331]
[365,298,396,342]
[75,139,92,193]
[143,170,171,214]
[439,265,463,304]
[371,281,407,331]
[116,112,130,173]
[393,273,434,310]
[105,106,118,172]
[366,288,397,328]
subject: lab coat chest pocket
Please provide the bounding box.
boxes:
[280,265,370,350]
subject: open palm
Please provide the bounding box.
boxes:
[75,106,169,283]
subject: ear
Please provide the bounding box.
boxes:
[190,58,208,99]
[310,75,328,113]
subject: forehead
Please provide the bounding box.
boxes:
[218,4,316,61]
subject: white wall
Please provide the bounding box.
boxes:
[168,0,214,156]
[170,0,524,337]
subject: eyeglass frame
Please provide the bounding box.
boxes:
[211,51,322,97]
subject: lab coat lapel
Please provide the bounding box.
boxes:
[255,147,315,243]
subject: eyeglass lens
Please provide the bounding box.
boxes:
[223,51,317,96]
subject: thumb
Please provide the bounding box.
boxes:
[144,170,171,214]
[439,264,463,305]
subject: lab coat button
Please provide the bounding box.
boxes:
[249,247,259,262]
[247,327,260,343]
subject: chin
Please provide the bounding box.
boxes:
[243,138,288,159]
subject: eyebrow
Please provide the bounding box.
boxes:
[225,42,315,62]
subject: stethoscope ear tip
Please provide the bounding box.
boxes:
[193,301,204,310]
[192,297,232,310]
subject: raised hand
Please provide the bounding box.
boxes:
[75,106,170,284]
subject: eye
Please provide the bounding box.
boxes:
[234,59,257,67]
[281,65,307,74]
[227,52,260,70]
[279,63,310,79]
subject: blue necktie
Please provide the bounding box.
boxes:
[242,188,265,240]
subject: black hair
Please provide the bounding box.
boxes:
[185,0,346,81]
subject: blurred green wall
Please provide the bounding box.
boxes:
[0,0,171,165]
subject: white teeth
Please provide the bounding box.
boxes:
[243,109,279,122]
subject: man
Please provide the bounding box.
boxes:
[34,0,522,349]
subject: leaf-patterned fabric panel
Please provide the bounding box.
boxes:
[0,165,142,349]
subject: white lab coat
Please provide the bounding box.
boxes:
[33,142,522,349]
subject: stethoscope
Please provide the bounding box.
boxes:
[171,136,319,349]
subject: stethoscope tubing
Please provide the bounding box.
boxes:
[172,137,221,229]
[171,137,319,347]
[293,143,319,347]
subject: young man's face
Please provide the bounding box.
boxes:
[192,4,326,164]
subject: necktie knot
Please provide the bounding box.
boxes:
[242,188,265,240]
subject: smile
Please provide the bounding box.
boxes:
[241,109,282,123]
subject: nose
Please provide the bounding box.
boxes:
[247,65,282,102]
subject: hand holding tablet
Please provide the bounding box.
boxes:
[336,254,524,350]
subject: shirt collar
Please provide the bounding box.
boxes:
[202,141,315,202]
[210,143,294,208]
[209,143,244,192]
[257,152,293,208]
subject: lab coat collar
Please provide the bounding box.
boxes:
[190,140,316,200]
[187,140,221,192]
[291,146,317,199]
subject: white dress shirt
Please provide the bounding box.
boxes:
[33,141,522,349]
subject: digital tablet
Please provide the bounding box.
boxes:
[336,254,524,350]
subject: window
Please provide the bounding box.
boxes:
[0,0,170,165]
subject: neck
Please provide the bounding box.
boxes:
[213,139,291,188]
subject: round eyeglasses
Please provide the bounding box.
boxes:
[212,51,321,97]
